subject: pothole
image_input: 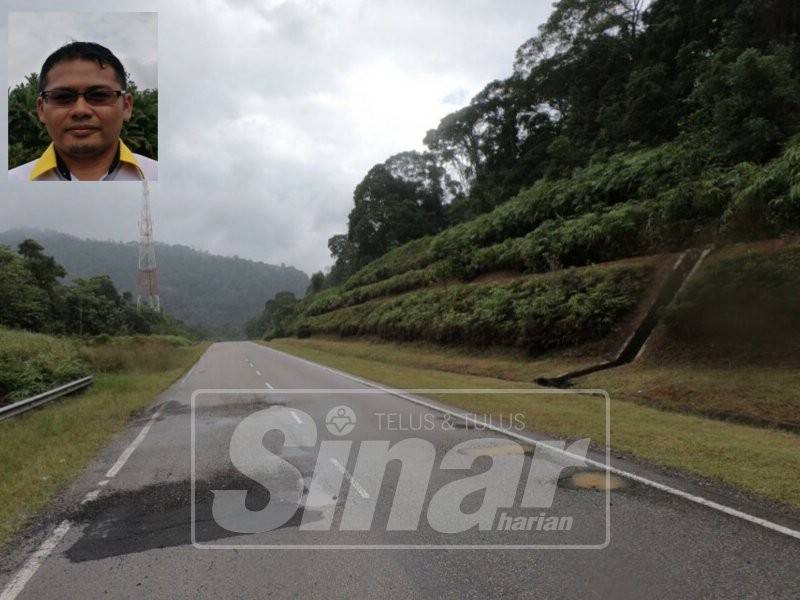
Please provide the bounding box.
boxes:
[564,471,625,491]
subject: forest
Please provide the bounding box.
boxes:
[248,0,800,344]
[319,0,799,285]
[0,238,186,337]
[0,230,309,338]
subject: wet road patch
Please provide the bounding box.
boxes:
[63,472,321,563]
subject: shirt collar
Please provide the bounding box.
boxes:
[28,140,143,181]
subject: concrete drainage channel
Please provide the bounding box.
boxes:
[0,376,94,423]
[536,246,713,388]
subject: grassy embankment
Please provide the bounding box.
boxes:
[0,328,90,404]
[297,137,800,334]
[0,331,207,547]
[582,240,800,430]
[266,336,800,511]
[255,142,800,509]
[264,242,800,509]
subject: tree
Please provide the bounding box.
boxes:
[244,291,299,339]
[326,234,359,286]
[121,82,158,160]
[346,151,447,265]
[17,239,66,293]
[63,276,126,336]
[320,0,800,286]
[432,77,559,217]
[514,0,648,72]
[306,271,325,296]
[8,74,50,169]
[689,47,800,162]
[0,245,50,331]
[423,105,483,195]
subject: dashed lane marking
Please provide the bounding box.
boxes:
[1,403,165,600]
[330,458,370,499]
[259,344,800,541]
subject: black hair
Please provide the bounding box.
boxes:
[39,42,127,92]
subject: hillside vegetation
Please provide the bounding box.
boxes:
[250,0,800,356]
[297,263,652,352]
[0,229,309,338]
[0,328,88,403]
[250,138,799,351]
[0,238,193,338]
[316,0,800,286]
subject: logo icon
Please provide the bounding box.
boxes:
[325,405,356,436]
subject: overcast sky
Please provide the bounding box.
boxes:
[8,12,158,89]
[1,0,550,275]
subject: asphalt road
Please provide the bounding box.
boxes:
[1,341,799,599]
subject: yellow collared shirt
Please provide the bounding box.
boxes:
[8,140,158,181]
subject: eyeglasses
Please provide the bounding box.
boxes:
[40,89,125,107]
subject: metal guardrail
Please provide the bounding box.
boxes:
[0,376,94,422]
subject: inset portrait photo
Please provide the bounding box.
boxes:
[7,12,157,181]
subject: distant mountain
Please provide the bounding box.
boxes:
[0,229,309,338]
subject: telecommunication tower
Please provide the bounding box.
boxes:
[136,180,161,311]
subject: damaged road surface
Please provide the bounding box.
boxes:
[1,342,799,599]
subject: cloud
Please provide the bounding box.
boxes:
[1,0,549,274]
[7,12,158,89]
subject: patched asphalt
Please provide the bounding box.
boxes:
[1,341,799,599]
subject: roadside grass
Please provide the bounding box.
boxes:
[79,334,198,373]
[0,339,207,548]
[264,336,597,383]
[0,328,89,403]
[266,337,800,510]
[580,364,800,431]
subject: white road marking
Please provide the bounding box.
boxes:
[180,361,199,386]
[0,520,72,600]
[329,457,370,499]
[1,402,167,599]
[290,410,303,424]
[81,490,100,504]
[255,370,262,376]
[265,381,274,389]
[262,345,800,541]
[106,404,164,479]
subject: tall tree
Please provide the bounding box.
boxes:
[347,151,447,264]
[0,245,50,331]
[688,47,800,162]
[306,271,325,296]
[17,239,66,293]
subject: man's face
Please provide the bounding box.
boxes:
[36,59,133,159]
